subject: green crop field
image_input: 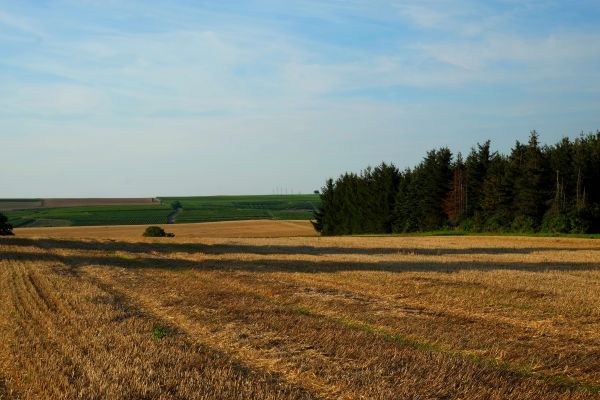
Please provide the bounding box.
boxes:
[160,194,319,223]
[2,195,320,227]
[4,205,173,227]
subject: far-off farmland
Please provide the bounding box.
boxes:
[1,221,600,399]
[0,195,319,228]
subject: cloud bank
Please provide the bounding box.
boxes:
[1,0,599,196]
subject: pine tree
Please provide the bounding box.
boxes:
[312,179,334,234]
[443,153,467,224]
[314,130,600,235]
[393,169,418,232]
[512,131,549,229]
[369,162,400,233]
[418,148,452,230]
[465,141,491,218]
[480,154,512,230]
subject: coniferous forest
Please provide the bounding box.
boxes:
[313,131,600,235]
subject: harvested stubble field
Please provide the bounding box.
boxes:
[13,219,317,239]
[1,221,600,399]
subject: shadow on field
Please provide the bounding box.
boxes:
[2,238,600,274]
[2,237,599,257]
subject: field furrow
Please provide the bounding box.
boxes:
[81,263,597,399]
[0,242,320,399]
[219,270,600,383]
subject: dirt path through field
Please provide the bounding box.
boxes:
[167,207,182,224]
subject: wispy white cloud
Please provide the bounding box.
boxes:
[1,1,599,196]
[0,83,108,116]
[0,9,41,36]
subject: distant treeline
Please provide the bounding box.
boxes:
[313,131,600,235]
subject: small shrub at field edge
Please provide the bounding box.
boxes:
[143,226,175,237]
[0,213,14,236]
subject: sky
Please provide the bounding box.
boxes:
[1,0,600,197]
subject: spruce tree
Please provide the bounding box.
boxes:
[512,131,549,229]
[443,153,467,225]
[393,169,418,232]
[417,148,452,231]
[480,154,512,230]
[312,179,334,234]
[369,162,400,233]
[314,130,600,235]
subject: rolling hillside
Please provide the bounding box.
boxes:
[1,195,320,227]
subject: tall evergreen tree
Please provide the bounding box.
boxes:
[480,154,513,230]
[512,131,549,228]
[465,141,492,218]
[312,179,334,234]
[315,130,600,235]
[417,148,452,230]
[368,162,400,233]
[393,169,418,232]
[443,153,467,225]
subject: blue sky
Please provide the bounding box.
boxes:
[2,0,600,197]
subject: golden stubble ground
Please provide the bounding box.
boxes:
[13,219,317,240]
[2,220,600,399]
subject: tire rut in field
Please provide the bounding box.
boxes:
[6,259,94,396]
[7,238,599,399]
[0,260,19,400]
[218,271,600,394]
[89,275,322,399]
[229,270,600,384]
[224,273,600,393]
[85,266,597,400]
[1,243,321,399]
[85,269,339,400]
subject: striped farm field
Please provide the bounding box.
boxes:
[2,195,319,227]
[4,205,173,227]
[161,194,319,223]
[1,223,600,399]
[0,198,157,211]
